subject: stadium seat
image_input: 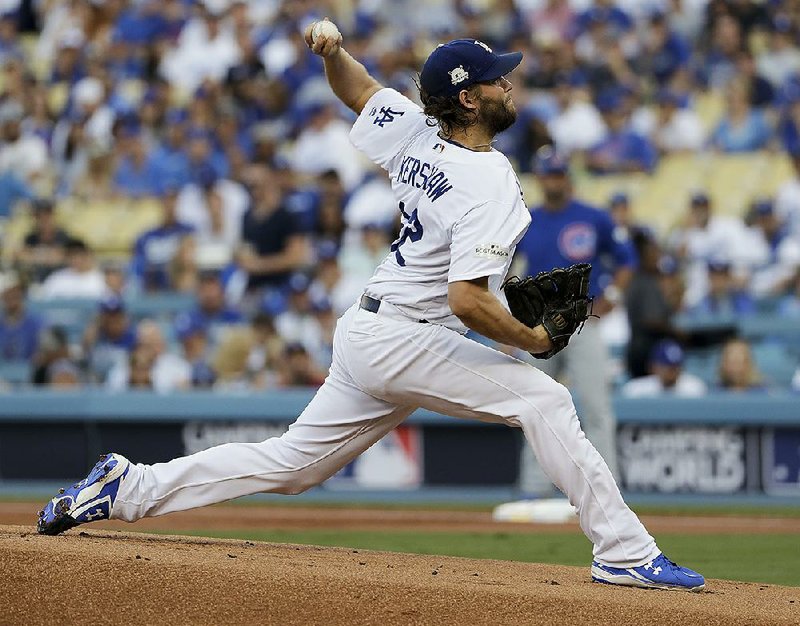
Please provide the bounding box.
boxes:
[0,360,31,385]
[694,90,725,133]
[751,342,798,387]
[27,298,100,343]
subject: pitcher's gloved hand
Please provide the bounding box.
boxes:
[502,263,593,359]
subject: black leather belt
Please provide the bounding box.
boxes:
[359,295,428,323]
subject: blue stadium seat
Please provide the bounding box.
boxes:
[0,360,31,385]
[751,343,799,388]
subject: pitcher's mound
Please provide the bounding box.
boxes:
[1,525,797,625]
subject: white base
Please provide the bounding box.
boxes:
[491,498,577,524]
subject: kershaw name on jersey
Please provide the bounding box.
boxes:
[397,155,454,202]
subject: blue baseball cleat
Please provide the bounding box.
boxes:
[37,453,130,536]
[591,553,705,592]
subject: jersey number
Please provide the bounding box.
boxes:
[390,202,423,267]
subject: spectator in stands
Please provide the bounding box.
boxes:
[31,326,81,388]
[212,326,254,391]
[621,339,708,397]
[169,235,200,294]
[184,269,243,344]
[158,2,241,93]
[71,143,115,202]
[247,312,284,388]
[101,260,129,298]
[343,169,395,232]
[523,0,575,42]
[51,76,115,191]
[777,91,800,155]
[276,342,326,388]
[735,49,774,109]
[743,199,800,298]
[708,79,772,153]
[775,144,800,240]
[176,164,248,267]
[0,168,34,218]
[717,337,766,392]
[275,272,323,357]
[314,169,348,247]
[573,3,637,90]
[686,259,756,317]
[700,13,742,90]
[112,130,159,199]
[0,99,49,186]
[649,89,705,153]
[14,198,73,283]
[668,191,751,309]
[586,90,658,174]
[625,231,682,378]
[173,312,216,389]
[755,16,800,90]
[126,346,155,390]
[0,272,42,361]
[107,320,191,393]
[547,71,607,156]
[290,100,366,192]
[337,223,391,313]
[635,10,691,87]
[308,240,344,309]
[38,238,107,300]
[236,164,310,312]
[82,296,136,384]
[131,185,195,292]
[606,192,651,241]
[150,109,191,188]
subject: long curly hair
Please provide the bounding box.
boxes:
[418,79,481,137]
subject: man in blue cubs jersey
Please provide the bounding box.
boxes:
[515,146,636,491]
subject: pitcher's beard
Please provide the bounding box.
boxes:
[478,96,517,135]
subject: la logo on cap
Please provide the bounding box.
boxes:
[449,65,469,85]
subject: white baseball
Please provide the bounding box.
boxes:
[312,20,340,44]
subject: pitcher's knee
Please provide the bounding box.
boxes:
[275,467,323,495]
[514,377,576,429]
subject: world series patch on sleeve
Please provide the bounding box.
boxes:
[502,263,593,359]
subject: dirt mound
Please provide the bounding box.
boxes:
[3,502,799,534]
[1,525,798,625]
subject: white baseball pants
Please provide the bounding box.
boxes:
[113,303,659,567]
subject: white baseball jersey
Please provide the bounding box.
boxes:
[350,88,531,333]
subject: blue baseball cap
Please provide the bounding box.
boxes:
[690,191,710,206]
[174,312,207,342]
[650,339,684,367]
[419,39,522,98]
[609,191,629,207]
[752,198,774,216]
[533,146,570,175]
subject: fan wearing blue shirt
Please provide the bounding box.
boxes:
[587,91,658,174]
[514,147,636,494]
[0,274,41,361]
[185,270,244,347]
[130,185,195,291]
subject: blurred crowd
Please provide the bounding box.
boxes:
[0,0,799,393]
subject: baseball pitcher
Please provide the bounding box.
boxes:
[37,20,704,592]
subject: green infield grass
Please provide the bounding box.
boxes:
[167,528,800,587]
